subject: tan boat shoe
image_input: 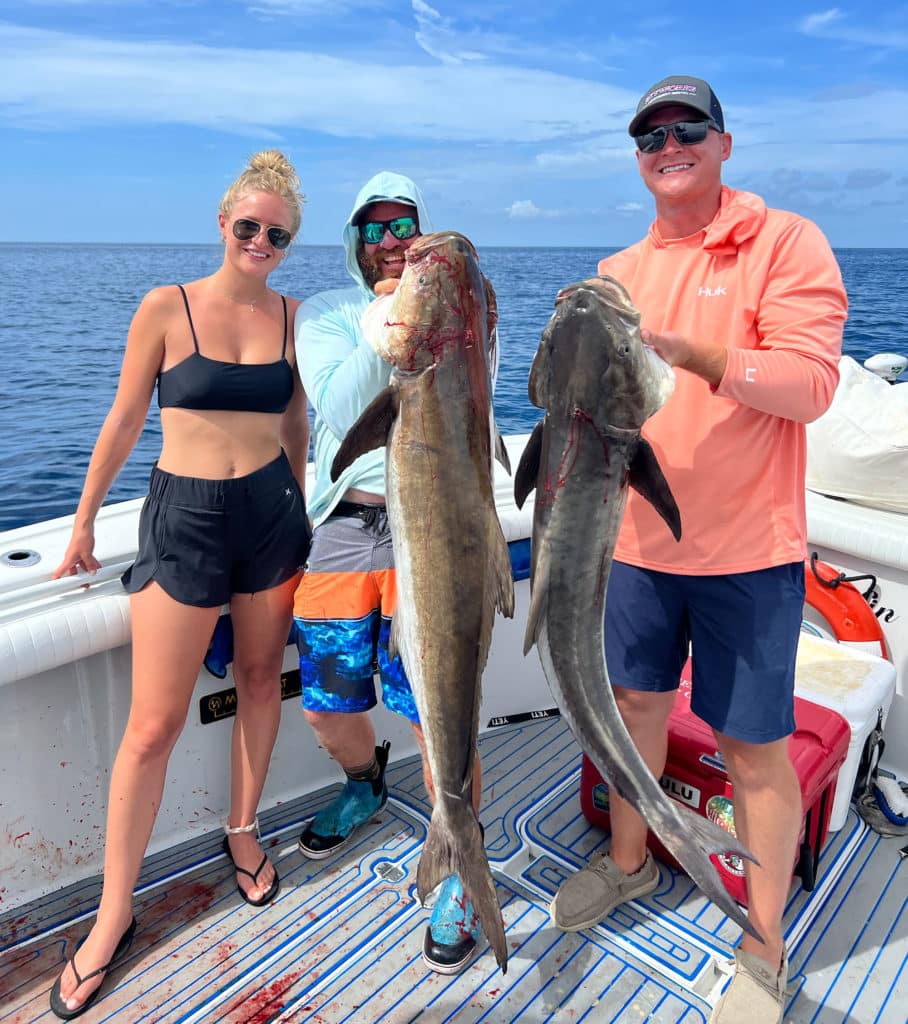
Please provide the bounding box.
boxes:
[550,850,659,932]
[709,946,788,1024]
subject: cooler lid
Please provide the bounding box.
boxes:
[795,632,897,724]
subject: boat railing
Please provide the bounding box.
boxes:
[0,560,134,618]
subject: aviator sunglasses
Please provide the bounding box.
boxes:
[635,118,721,155]
[359,216,419,245]
[232,218,292,250]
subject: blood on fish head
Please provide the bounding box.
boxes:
[361,232,486,372]
[529,275,674,429]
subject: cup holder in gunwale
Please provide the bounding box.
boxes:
[1,549,42,568]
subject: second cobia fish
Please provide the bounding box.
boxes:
[331,232,513,971]
[514,275,761,941]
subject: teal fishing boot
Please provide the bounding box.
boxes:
[298,742,390,859]
[422,874,482,975]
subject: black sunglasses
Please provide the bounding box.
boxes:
[232,218,292,250]
[359,216,419,245]
[635,119,721,155]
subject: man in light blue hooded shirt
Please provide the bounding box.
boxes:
[293,171,485,975]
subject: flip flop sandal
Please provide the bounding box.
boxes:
[222,818,280,907]
[49,916,137,1020]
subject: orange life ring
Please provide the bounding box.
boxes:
[804,555,889,660]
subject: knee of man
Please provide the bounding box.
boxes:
[615,686,674,729]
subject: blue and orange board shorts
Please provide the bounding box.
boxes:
[293,502,419,722]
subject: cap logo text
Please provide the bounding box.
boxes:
[645,83,698,105]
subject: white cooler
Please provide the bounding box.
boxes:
[794,630,897,830]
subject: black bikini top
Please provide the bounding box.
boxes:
[157,285,294,414]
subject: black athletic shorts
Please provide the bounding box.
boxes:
[122,451,311,607]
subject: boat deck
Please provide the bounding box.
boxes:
[2,715,906,1023]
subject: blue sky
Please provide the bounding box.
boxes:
[2,1,906,247]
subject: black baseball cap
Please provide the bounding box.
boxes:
[628,75,725,136]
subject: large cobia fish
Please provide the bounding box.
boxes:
[514,276,761,940]
[331,232,514,972]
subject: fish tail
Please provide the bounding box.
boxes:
[662,806,765,943]
[417,806,509,973]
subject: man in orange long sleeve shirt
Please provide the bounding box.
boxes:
[549,76,847,1024]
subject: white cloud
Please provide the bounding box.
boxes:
[615,202,643,213]
[535,144,634,170]
[2,16,908,247]
[507,200,541,218]
[248,0,376,11]
[16,0,139,5]
[0,23,634,144]
[506,200,560,219]
[798,8,908,48]
[412,0,487,64]
[409,0,604,68]
[800,8,844,33]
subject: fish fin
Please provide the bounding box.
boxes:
[494,427,512,475]
[527,332,551,409]
[417,806,508,974]
[490,521,515,620]
[628,439,682,541]
[330,387,398,482]
[474,522,514,677]
[660,806,763,943]
[514,420,544,509]
[485,281,508,478]
[522,545,549,655]
[388,614,401,663]
[485,278,500,364]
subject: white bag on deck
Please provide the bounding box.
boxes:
[806,356,908,514]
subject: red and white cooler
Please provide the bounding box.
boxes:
[579,666,851,906]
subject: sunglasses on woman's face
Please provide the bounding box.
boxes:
[635,119,721,155]
[232,218,292,250]
[358,216,419,245]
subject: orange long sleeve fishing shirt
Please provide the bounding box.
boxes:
[599,187,847,574]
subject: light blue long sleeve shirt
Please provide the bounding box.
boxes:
[295,172,434,526]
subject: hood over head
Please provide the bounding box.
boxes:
[343,171,434,292]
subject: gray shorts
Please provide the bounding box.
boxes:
[122,451,311,607]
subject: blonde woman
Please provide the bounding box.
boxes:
[49,150,312,1019]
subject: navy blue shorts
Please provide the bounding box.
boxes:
[122,451,311,607]
[604,560,804,743]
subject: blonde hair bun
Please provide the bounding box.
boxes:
[220,149,305,235]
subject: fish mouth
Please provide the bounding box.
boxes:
[407,231,479,265]
[556,276,638,318]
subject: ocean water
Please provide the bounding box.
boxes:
[1,244,905,532]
